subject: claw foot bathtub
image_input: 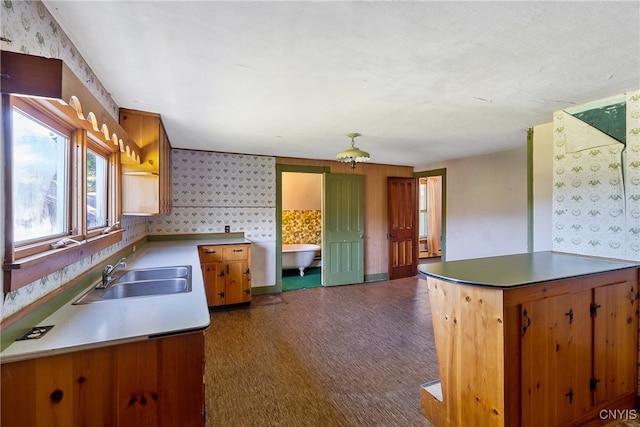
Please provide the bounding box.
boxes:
[282,244,321,276]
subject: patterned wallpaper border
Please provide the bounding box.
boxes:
[1,0,119,120]
[552,90,640,261]
[149,149,277,242]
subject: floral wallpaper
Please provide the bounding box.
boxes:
[148,149,276,242]
[552,90,640,261]
[1,0,146,319]
[2,216,147,318]
[1,0,119,120]
[282,210,322,245]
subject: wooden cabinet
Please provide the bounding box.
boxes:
[421,266,639,427]
[1,332,205,427]
[119,108,172,215]
[198,244,251,308]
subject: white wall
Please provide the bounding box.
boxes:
[532,123,553,252]
[417,146,529,261]
[282,172,322,210]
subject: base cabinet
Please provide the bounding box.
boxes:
[422,268,639,427]
[1,332,205,427]
[199,244,251,308]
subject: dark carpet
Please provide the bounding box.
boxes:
[204,276,438,427]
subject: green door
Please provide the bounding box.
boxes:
[322,173,364,286]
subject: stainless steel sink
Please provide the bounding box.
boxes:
[116,266,190,282]
[101,278,189,300]
[73,265,192,304]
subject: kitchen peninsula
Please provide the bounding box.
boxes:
[0,237,249,427]
[418,251,639,427]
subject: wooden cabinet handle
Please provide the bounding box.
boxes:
[205,249,216,254]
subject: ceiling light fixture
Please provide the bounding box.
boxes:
[336,132,370,170]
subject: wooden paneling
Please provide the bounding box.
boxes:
[423,268,639,427]
[1,333,205,427]
[521,291,592,427]
[277,157,413,277]
[427,277,506,426]
[593,280,639,405]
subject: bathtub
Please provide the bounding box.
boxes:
[282,244,321,276]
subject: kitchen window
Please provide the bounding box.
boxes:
[86,148,108,232]
[12,105,71,244]
[3,95,122,292]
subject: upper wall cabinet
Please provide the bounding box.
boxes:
[119,108,172,216]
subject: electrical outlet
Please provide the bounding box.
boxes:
[225,225,230,233]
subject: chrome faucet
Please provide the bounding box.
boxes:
[97,257,126,288]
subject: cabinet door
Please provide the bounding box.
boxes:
[593,280,639,405]
[201,263,226,306]
[521,291,592,426]
[116,340,159,426]
[225,261,249,305]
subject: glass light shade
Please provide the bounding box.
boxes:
[336,133,370,169]
[335,146,371,163]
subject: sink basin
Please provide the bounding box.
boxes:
[116,266,190,282]
[101,278,189,299]
[73,265,192,304]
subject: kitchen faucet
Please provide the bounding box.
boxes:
[97,257,126,288]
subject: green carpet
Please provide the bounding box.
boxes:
[282,267,322,291]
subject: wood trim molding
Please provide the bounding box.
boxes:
[3,231,123,293]
[0,236,145,335]
[0,51,140,163]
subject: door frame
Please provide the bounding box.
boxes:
[273,164,329,292]
[413,168,447,261]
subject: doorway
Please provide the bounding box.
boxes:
[415,169,445,262]
[418,176,442,259]
[281,171,323,291]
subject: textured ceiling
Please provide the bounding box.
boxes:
[43,1,640,168]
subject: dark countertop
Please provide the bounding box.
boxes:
[418,251,639,288]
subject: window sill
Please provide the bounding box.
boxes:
[3,230,123,293]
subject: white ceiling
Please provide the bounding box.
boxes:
[44,1,640,169]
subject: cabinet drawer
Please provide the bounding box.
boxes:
[198,246,223,262]
[223,245,249,261]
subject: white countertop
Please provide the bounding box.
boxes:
[0,239,249,363]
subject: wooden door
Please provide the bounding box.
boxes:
[520,291,592,426]
[322,173,364,286]
[592,279,639,405]
[387,177,417,280]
